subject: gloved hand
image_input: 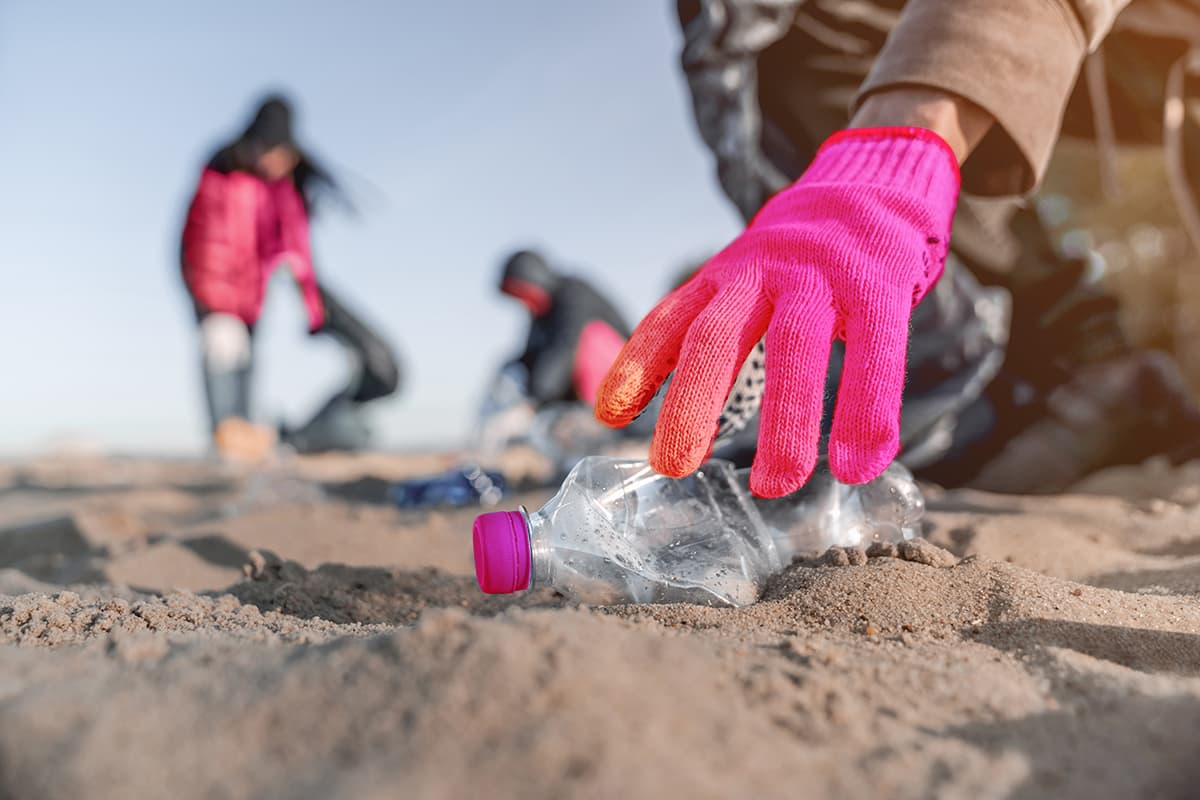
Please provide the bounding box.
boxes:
[596,127,960,497]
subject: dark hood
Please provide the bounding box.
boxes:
[499,250,562,294]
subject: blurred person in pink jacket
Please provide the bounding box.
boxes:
[181,95,399,461]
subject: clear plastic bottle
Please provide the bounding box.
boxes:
[472,457,923,607]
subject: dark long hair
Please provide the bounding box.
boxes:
[208,93,351,215]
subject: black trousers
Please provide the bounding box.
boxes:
[201,284,400,452]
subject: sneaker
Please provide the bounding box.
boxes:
[214,417,278,465]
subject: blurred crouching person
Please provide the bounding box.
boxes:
[498,249,630,409]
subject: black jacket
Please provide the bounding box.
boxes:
[516,277,630,405]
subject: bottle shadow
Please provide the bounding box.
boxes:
[221,549,567,626]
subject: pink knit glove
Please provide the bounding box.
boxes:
[596,128,960,497]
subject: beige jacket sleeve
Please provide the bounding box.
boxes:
[855,0,1132,195]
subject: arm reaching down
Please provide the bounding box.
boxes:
[598,87,992,496]
[604,0,1135,496]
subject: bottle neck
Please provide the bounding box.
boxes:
[524,506,554,590]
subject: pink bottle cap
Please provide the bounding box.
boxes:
[472,510,532,594]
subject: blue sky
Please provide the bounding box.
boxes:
[0,1,742,455]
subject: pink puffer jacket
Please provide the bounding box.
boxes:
[182,168,324,331]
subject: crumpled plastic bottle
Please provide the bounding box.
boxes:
[472,456,922,606]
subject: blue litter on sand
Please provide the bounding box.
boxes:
[389,466,509,509]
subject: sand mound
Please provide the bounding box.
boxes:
[0,587,380,650]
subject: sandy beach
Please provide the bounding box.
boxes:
[1,450,1199,799]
